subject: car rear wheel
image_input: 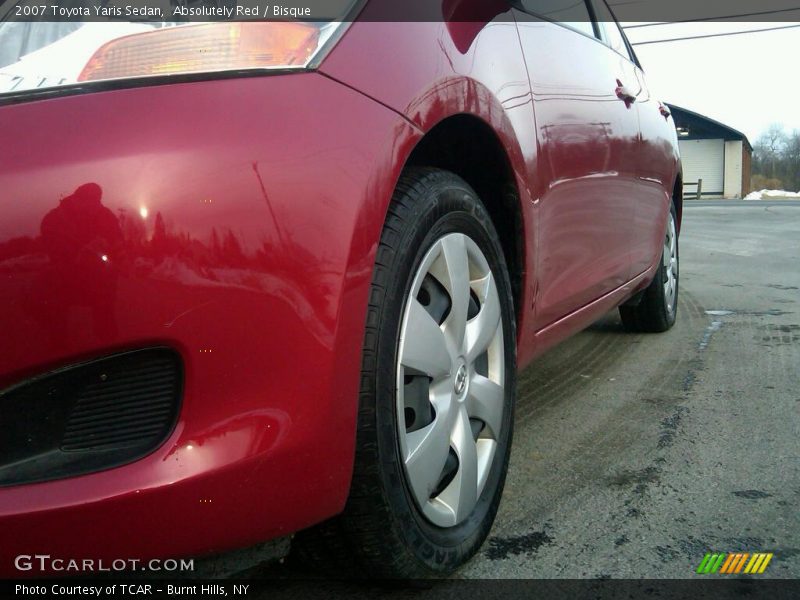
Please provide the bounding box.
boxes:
[292,167,516,578]
[620,202,679,333]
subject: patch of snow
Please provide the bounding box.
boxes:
[745,189,800,200]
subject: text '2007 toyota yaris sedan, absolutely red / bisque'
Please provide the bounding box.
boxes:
[0,0,681,577]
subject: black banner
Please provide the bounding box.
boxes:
[1,0,800,23]
[4,579,800,600]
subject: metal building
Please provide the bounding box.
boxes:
[667,104,752,199]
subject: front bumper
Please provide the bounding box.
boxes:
[0,72,415,575]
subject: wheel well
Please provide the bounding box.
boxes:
[673,172,683,233]
[405,115,524,319]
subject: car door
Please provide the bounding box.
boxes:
[513,0,641,329]
[590,0,677,277]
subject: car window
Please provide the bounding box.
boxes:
[518,0,597,39]
[591,0,633,60]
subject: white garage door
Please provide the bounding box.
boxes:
[679,139,725,197]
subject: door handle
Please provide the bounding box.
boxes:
[615,79,637,105]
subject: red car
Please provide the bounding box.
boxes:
[0,0,681,578]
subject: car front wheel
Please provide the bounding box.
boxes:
[293,167,516,578]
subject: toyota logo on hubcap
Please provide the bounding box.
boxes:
[454,364,468,396]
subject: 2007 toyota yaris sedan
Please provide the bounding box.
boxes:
[0,0,681,578]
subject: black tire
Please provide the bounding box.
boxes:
[292,168,517,578]
[619,202,679,333]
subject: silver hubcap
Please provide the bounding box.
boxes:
[396,233,505,527]
[663,213,678,312]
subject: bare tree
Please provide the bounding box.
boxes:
[754,123,787,179]
[752,124,800,191]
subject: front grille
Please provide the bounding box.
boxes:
[61,355,179,451]
[0,348,182,487]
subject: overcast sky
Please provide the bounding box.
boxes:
[624,22,800,144]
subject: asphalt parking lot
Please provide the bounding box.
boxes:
[461,199,800,579]
[254,199,800,584]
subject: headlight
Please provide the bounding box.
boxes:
[0,2,358,98]
[79,21,347,81]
